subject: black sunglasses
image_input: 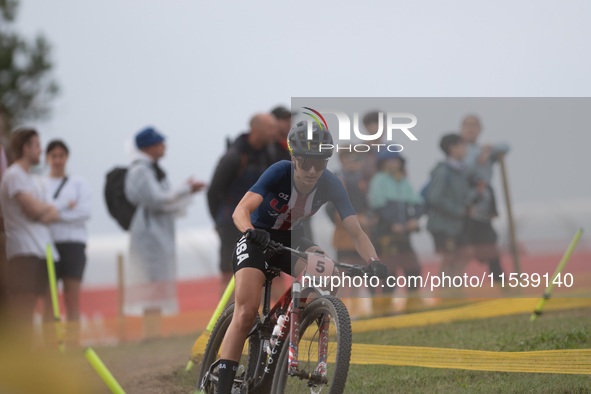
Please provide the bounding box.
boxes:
[295,157,329,171]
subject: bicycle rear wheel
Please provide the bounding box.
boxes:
[197,303,260,393]
[270,295,352,394]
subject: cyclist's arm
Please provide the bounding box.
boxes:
[326,169,378,263]
[232,191,263,233]
[342,215,378,263]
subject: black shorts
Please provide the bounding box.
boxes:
[232,227,317,276]
[217,224,242,274]
[8,255,49,296]
[55,242,87,280]
[431,231,469,254]
[464,218,498,245]
[464,218,500,261]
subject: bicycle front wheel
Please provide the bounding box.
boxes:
[197,303,260,393]
[271,295,352,394]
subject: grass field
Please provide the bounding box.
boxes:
[81,305,591,394]
[345,307,591,393]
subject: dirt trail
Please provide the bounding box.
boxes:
[78,334,199,394]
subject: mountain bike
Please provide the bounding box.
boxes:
[197,240,377,394]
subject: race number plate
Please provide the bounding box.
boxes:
[305,254,335,278]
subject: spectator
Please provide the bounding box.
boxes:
[426,133,471,278]
[326,148,373,317]
[0,129,59,329]
[461,115,509,281]
[361,111,389,182]
[41,140,91,347]
[271,106,292,162]
[462,115,509,185]
[207,114,278,292]
[369,150,423,314]
[466,174,503,279]
[0,140,9,314]
[124,127,205,338]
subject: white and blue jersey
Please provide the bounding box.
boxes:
[249,161,356,231]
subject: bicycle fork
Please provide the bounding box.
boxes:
[287,281,329,385]
[288,281,302,374]
[316,314,330,375]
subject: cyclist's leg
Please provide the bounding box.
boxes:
[220,267,265,362]
[218,234,267,394]
[289,235,326,276]
[289,237,339,305]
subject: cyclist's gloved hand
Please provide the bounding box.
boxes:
[368,258,388,279]
[245,228,270,248]
[346,265,366,277]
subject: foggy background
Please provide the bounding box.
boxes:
[11,1,591,285]
[292,98,591,205]
[292,98,591,263]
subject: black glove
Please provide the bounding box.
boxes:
[345,265,366,277]
[245,229,270,248]
[368,259,388,279]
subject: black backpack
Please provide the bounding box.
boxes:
[104,166,137,230]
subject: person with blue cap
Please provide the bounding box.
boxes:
[124,126,205,338]
[368,149,424,314]
[135,126,165,149]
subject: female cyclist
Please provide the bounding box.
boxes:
[216,121,388,394]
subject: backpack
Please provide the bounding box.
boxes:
[420,181,432,211]
[420,165,451,214]
[104,166,137,230]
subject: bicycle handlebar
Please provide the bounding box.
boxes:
[264,240,373,277]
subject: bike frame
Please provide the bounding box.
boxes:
[202,241,371,392]
[250,243,360,389]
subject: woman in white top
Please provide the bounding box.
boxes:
[42,140,91,345]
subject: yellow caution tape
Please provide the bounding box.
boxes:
[236,298,591,374]
[351,298,591,334]
[297,340,591,374]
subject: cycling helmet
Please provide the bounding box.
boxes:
[287,120,334,158]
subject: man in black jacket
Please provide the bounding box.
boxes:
[207,114,278,289]
[270,106,292,162]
